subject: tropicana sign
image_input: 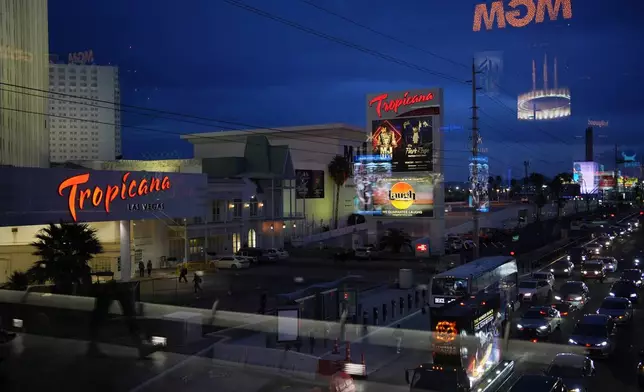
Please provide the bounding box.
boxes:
[473,0,572,32]
[58,172,171,221]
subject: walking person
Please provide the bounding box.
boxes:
[193,272,203,296]
[308,328,316,354]
[87,280,155,359]
[392,324,404,354]
[138,261,145,278]
[146,260,152,277]
[178,264,188,283]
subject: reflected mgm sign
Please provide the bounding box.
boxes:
[473,0,572,32]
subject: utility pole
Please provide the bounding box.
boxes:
[614,144,625,205]
[470,60,482,260]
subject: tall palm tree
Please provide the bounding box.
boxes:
[28,222,103,294]
[529,172,547,220]
[327,155,352,230]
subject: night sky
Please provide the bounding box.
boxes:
[48,0,644,180]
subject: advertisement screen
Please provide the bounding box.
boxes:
[599,174,615,190]
[468,156,489,212]
[573,161,598,194]
[370,116,434,172]
[370,174,436,217]
[461,310,502,386]
[353,155,393,214]
[276,308,300,343]
[295,170,325,199]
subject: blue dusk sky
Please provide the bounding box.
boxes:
[48,0,644,180]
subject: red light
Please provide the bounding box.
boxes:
[416,244,428,252]
[561,312,568,316]
[640,212,643,215]
[531,339,538,343]
[344,293,349,300]
[481,301,486,305]
[611,214,615,217]
[510,251,515,256]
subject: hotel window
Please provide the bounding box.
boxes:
[233,199,242,219]
[249,197,259,217]
[248,229,256,248]
[212,201,221,221]
[232,233,241,253]
[189,238,203,257]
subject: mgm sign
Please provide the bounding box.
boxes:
[473,0,572,32]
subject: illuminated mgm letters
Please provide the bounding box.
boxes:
[473,0,572,32]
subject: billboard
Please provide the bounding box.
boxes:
[573,161,598,194]
[353,155,392,213]
[370,116,434,172]
[598,173,615,190]
[0,167,208,226]
[468,156,490,212]
[366,88,443,175]
[373,174,436,218]
[295,170,324,199]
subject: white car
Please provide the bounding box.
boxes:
[267,248,289,260]
[210,256,251,269]
[518,279,552,302]
[355,246,378,259]
[585,243,602,255]
[531,271,555,288]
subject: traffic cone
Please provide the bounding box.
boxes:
[345,341,351,361]
[332,338,339,354]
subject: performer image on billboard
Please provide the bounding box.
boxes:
[573,163,586,192]
[374,124,398,159]
[404,119,431,145]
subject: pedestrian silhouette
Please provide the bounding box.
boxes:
[138,261,145,277]
[193,272,203,296]
[178,264,188,283]
[146,260,152,277]
[393,324,404,354]
[87,280,154,359]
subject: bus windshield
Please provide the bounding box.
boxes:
[431,277,468,296]
[411,369,459,392]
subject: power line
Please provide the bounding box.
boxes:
[296,0,468,70]
[0,104,471,169]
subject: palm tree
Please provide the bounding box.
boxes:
[5,271,30,291]
[549,173,569,219]
[327,155,353,230]
[529,172,547,220]
[28,222,103,294]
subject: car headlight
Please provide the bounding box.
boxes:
[606,241,610,245]
[564,269,569,272]
[571,388,581,392]
[637,280,642,285]
[574,296,583,301]
[631,293,638,298]
[568,338,577,344]
[554,295,562,300]
[516,324,523,329]
[636,259,641,263]
[595,271,600,275]
[567,255,571,261]
[582,256,587,260]
[582,270,587,274]
[524,292,532,296]
[599,341,608,346]
[550,268,555,272]
[538,325,547,330]
[609,292,615,296]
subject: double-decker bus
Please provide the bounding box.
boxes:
[405,290,515,392]
[429,256,519,314]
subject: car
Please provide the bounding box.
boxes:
[509,375,568,392]
[519,280,552,302]
[550,260,574,277]
[620,269,643,288]
[236,247,277,263]
[516,306,561,339]
[544,353,595,392]
[597,234,612,247]
[597,257,618,272]
[568,314,616,357]
[580,261,606,282]
[567,247,588,265]
[531,272,555,287]
[354,246,378,260]
[554,281,590,310]
[550,303,573,317]
[596,296,633,324]
[609,279,639,303]
[584,243,602,255]
[210,255,251,269]
[267,248,289,260]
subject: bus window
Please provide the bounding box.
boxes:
[432,277,468,296]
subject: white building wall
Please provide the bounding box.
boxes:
[0,0,50,167]
[48,64,120,162]
[0,221,120,246]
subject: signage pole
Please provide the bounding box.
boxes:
[471,60,481,260]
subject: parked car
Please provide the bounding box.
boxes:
[531,271,555,288]
[544,353,595,392]
[354,246,379,260]
[268,248,289,260]
[210,255,251,269]
[236,247,277,263]
[518,280,552,302]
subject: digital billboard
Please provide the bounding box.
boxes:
[468,156,490,212]
[573,161,598,194]
[295,170,324,199]
[373,174,435,218]
[353,155,392,213]
[371,116,434,172]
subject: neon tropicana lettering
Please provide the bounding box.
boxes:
[369,92,435,118]
[58,172,171,221]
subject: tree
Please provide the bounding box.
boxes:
[528,172,547,220]
[28,222,103,294]
[5,271,30,291]
[549,173,571,219]
[327,155,352,230]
